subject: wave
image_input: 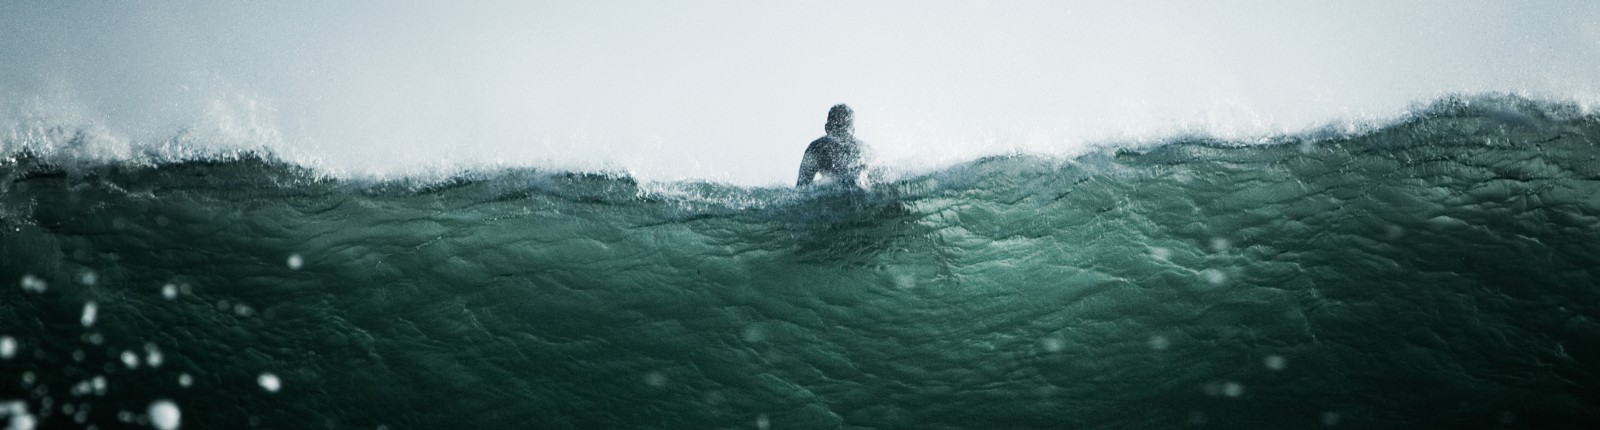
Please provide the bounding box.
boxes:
[3,93,1596,186]
[2,94,1599,428]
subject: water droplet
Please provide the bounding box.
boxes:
[178,373,193,388]
[80,271,97,286]
[20,274,47,293]
[120,351,140,369]
[1209,238,1231,253]
[756,414,770,430]
[9,413,37,430]
[1321,411,1341,426]
[286,254,304,270]
[1148,335,1170,350]
[1384,225,1404,240]
[145,344,164,367]
[3,400,29,416]
[1040,337,1064,353]
[0,336,16,359]
[1264,355,1287,370]
[1201,269,1227,286]
[161,284,178,299]
[148,400,181,430]
[1222,381,1244,398]
[740,325,766,343]
[643,371,668,387]
[258,373,281,393]
[1148,247,1171,261]
[893,274,915,289]
[92,376,107,396]
[80,302,98,327]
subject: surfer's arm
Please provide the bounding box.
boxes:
[796,147,820,187]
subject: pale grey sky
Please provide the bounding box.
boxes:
[4,1,1598,184]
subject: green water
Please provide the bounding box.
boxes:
[2,96,1599,429]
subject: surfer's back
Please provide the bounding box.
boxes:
[797,104,868,187]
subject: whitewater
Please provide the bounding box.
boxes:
[1,95,1596,428]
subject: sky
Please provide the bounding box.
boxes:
[3,1,1599,184]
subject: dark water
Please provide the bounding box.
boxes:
[2,96,1599,429]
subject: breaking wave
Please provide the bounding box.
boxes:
[2,95,1599,428]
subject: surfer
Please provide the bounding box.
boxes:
[796,104,869,187]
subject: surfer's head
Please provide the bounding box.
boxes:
[825,104,854,137]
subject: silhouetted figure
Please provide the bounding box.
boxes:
[796,104,868,187]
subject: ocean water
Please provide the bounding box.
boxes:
[2,95,1599,429]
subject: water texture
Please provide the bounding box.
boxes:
[2,96,1599,429]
